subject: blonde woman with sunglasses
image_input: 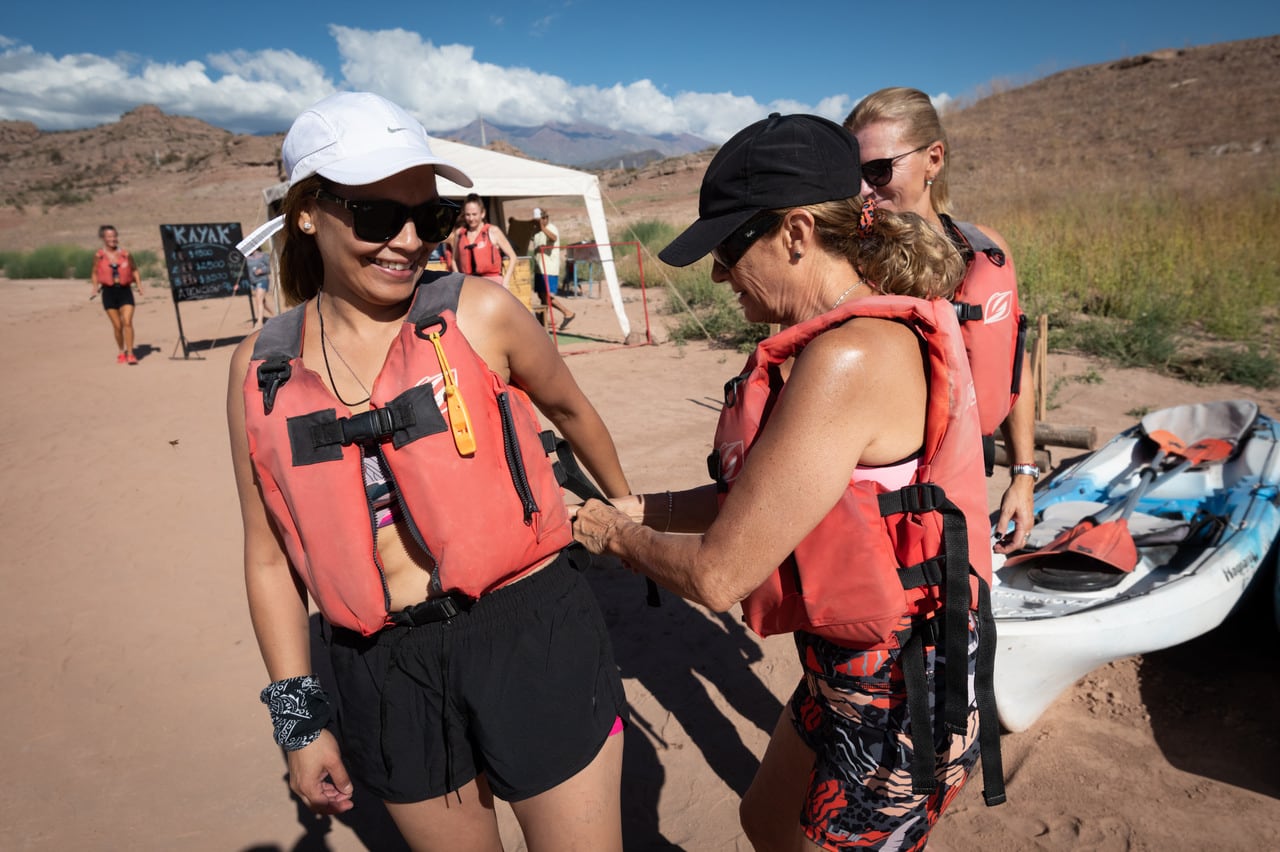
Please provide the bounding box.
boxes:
[846,88,1038,556]
[226,92,630,852]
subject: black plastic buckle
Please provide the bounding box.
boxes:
[389,593,472,627]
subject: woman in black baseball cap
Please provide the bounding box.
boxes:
[574,113,1005,850]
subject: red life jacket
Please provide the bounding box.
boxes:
[243,272,572,636]
[710,294,992,648]
[945,217,1026,438]
[94,248,135,286]
[455,224,504,277]
[710,294,1006,807]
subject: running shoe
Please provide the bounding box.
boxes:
[117,352,127,364]
[126,353,139,365]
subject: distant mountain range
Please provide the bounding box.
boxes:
[441,119,713,168]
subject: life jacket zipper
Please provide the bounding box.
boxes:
[497,392,539,524]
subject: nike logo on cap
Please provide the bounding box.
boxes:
[387,126,411,133]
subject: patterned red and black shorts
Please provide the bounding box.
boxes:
[788,616,981,851]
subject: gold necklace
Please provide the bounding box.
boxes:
[317,291,372,407]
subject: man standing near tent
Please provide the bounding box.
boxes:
[531,207,575,330]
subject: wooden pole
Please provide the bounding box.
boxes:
[1034,314,1049,421]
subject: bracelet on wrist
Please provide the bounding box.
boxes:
[1010,463,1040,481]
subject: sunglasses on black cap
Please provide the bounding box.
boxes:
[710,211,782,270]
[314,189,460,243]
[860,143,932,188]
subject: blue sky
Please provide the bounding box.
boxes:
[1,1,1276,143]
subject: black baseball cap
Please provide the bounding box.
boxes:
[658,113,861,267]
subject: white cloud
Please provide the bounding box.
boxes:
[0,27,873,143]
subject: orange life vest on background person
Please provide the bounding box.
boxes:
[945,216,1027,443]
[455,224,504,277]
[710,294,991,648]
[709,294,1006,807]
[94,249,136,286]
[243,272,572,636]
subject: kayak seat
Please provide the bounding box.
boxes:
[1026,557,1130,592]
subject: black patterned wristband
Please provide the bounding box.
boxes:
[259,675,333,751]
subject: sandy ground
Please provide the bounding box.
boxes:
[1,277,1277,852]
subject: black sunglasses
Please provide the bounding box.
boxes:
[710,211,782,270]
[313,189,460,243]
[860,143,931,188]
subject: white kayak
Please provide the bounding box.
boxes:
[990,400,1280,732]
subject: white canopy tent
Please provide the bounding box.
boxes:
[255,138,630,338]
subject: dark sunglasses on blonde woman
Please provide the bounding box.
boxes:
[314,188,461,243]
[860,143,932,188]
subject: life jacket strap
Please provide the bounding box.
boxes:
[546,430,662,608]
[975,579,1007,806]
[878,483,971,734]
[897,625,937,796]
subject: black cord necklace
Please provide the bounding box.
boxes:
[316,290,372,408]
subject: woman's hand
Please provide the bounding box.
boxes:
[571,498,623,555]
[285,730,354,815]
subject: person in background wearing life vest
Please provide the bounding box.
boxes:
[226,92,631,852]
[529,207,576,330]
[845,88,1037,555]
[90,224,145,364]
[572,114,1004,852]
[448,193,517,289]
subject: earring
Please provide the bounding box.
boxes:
[792,251,802,260]
[301,222,313,231]
[925,178,935,187]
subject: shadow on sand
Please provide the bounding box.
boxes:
[584,557,784,848]
[1138,553,1280,798]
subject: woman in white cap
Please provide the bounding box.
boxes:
[226,92,630,851]
[572,113,1006,850]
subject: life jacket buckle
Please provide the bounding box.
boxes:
[257,359,293,415]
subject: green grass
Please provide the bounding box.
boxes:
[0,246,161,280]
[984,181,1280,387]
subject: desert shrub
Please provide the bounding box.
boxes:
[0,250,22,275]
[1062,310,1180,369]
[3,245,93,279]
[1172,344,1279,389]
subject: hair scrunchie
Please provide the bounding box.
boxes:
[259,675,333,751]
[858,197,878,238]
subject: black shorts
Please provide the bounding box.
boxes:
[99,285,134,311]
[326,550,626,803]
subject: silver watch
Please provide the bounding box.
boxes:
[1010,463,1040,481]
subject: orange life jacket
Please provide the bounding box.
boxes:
[94,248,135,286]
[243,272,572,636]
[709,294,1005,806]
[455,224,504,277]
[711,294,992,647]
[945,217,1026,440]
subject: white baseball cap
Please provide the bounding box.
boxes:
[283,91,473,188]
[532,207,545,218]
[237,92,473,256]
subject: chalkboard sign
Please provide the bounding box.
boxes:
[160,223,250,303]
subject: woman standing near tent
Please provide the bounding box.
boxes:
[226,91,629,851]
[572,113,1003,851]
[449,193,517,289]
[845,87,1037,554]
